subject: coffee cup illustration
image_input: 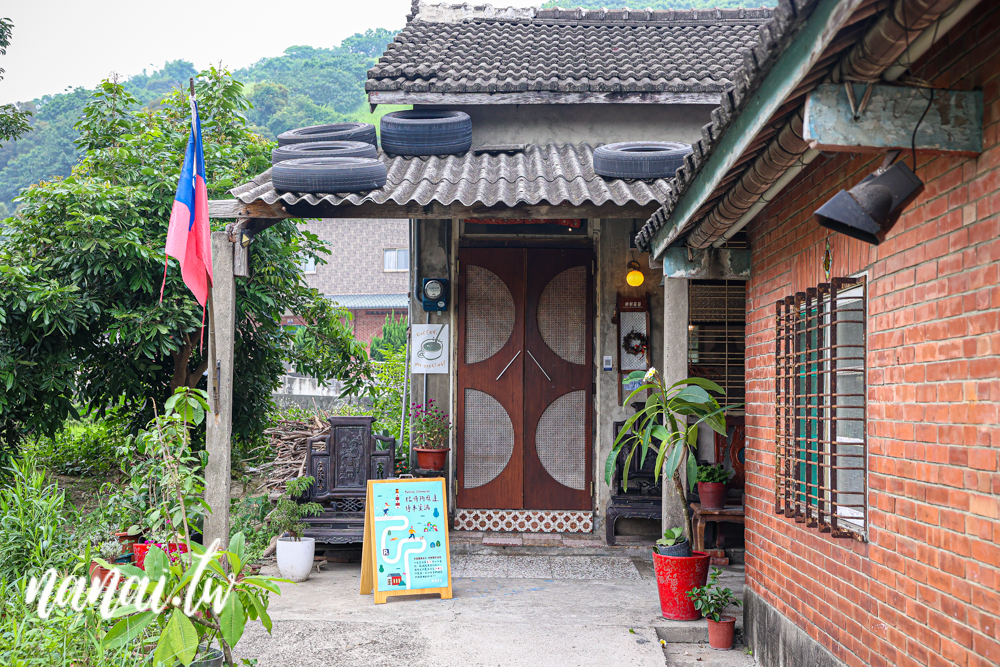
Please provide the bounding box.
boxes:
[417,326,445,361]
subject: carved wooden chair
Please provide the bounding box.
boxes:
[302,416,395,544]
[606,419,663,546]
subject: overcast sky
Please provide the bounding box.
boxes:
[1,0,543,105]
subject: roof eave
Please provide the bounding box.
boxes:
[368,90,724,106]
[646,0,868,261]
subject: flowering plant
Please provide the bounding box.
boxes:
[409,400,451,450]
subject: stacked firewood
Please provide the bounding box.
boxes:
[259,415,329,497]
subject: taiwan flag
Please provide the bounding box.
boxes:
[163,97,212,308]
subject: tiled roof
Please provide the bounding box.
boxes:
[328,294,409,309]
[229,143,672,209]
[367,4,773,94]
[635,0,816,251]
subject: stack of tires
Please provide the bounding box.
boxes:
[593,141,693,180]
[271,122,386,194]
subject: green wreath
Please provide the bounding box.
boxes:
[623,330,648,356]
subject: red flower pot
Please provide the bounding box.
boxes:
[652,550,711,620]
[133,542,189,570]
[115,531,142,556]
[88,561,115,588]
[707,615,737,650]
[414,447,447,471]
[698,481,727,509]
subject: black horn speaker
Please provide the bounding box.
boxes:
[814,161,924,245]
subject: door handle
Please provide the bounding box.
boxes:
[496,350,521,381]
[526,350,552,382]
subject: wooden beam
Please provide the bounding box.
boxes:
[283,200,661,220]
[208,199,290,220]
[803,83,983,156]
[368,90,722,106]
[648,0,868,259]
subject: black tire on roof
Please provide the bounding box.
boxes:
[276,122,377,147]
[271,157,388,194]
[593,141,693,180]
[271,141,377,165]
[380,110,472,156]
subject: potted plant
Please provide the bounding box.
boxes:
[270,475,324,582]
[605,368,737,619]
[653,526,691,557]
[115,523,143,555]
[687,566,743,650]
[697,463,732,510]
[410,400,450,471]
[89,537,122,588]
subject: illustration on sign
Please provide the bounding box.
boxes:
[369,480,450,594]
[411,325,449,374]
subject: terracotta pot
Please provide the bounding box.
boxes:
[414,447,447,471]
[698,481,727,509]
[115,531,142,555]
[88,561,115,588]
[652,550,711,620]
[707,615,737,650]
[133,542,189,570]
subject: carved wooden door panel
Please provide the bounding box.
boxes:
[456,248,525,509]
[523,249,593,510]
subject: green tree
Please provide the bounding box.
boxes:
[0,67,371,451]
[0,17,32,143]
[341,29,398,57]
[369,312,407,361]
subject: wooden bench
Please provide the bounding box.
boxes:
[302,416,395,544]
[606,420,663,546]
[689,503,746,552]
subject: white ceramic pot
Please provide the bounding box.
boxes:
[276,536,315,582]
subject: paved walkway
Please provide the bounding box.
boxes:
[239,554,752,667]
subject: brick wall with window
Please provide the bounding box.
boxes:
[744,10,1000,667]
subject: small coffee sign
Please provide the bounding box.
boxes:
[411,324,449,374]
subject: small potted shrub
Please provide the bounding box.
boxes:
[697,464,732,510]
[687,566,743,650]
[89,538,122,587]
[653,526,691,557]
[271,476,324,582]
[651,525,710,620]
[410,400,450,471]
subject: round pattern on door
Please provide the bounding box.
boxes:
[537,266,586,365]
[465,265,515,364]
[535,390,586,490]
[463,389,514,488]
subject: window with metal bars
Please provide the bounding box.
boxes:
[688,280,746,409]
[774,276,867,538]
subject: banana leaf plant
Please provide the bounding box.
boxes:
[605,368,739,538]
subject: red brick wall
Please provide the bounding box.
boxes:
[352,309,406,344]
[744,10,1000,667]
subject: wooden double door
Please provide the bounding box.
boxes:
[456,248,593,510]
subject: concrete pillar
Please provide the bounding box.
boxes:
[204,231,235,551]
[662,277,689,534]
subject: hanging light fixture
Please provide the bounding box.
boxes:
[626,260,644,287]
[813,160,923,245]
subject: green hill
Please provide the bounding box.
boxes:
[0,28,398,212]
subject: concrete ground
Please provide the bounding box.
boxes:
[238,554,752,667]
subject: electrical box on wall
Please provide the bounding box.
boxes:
[422,278,449,312]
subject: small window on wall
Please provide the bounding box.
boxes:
[299,254,316,273]
[774,276,867,539]
[688,280,746,408]
[384,248,409,272]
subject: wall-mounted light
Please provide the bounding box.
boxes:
[626,260,644,287]
[814,161,923,245]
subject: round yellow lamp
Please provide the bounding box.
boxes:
[626,260,645,287]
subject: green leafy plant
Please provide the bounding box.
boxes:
[410,400,450,450]
[686,567,743,622]
[268,476,323,541]
[656,527,686,548]
[697,464,732,484]
[606,368,739,536]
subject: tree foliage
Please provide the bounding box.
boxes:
[0,67,370,452]
[0,17,32,143]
